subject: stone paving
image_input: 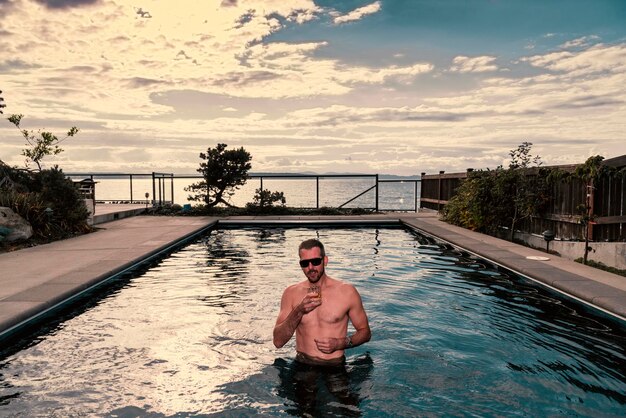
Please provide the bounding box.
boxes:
[1,209,624,342]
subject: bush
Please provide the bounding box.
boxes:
[0,165,90,241]
[34,167,90,232]
[442,169,501,233]
[0,190,47,233]
[246,188,286,210]
[442,143,556,240]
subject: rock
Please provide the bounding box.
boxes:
[0,206,33,242]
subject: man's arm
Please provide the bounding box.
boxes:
[345,285,371,348]
[273,287,321,348]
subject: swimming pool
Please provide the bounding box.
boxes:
[1,226,625,416]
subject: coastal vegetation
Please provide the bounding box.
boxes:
[442,143,625,265]
[185,143,252,207]
[7,114,78,171]
[1,100,90,249]
[155,203,374,217]
[185,143,291,212]
[442,143,559,240]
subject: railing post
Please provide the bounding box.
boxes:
[316,176,320,209]
[152,172,156,206]
[420,173,426,211]
[375,174,379,212]
[161,176,166,205]
[170,174,174,204]
[438,171,445,212]
[260,176,263,192]
[129,174,133,202]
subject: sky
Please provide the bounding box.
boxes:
[1,0,625,176]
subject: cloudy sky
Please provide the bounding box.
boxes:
[1,0,625,176]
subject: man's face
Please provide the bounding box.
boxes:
[299,247,327,283]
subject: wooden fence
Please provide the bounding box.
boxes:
[420,155,626,242]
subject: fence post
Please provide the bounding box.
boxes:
[152,172,156,206]
[163,176,166,205]
[438,171,445,212]
[316,176,320,209]
[170,174,174,204]
[130,174,133,202]
[587,179,588,241]
[375,174,379,212]
[420,173,425,211]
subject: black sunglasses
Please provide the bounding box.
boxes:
[299,257,323,268]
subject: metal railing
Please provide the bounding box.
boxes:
[66,172,421,212]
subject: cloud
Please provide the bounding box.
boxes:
[235,9,256,28]
[0,4,624,176]
[332,1,381,25]
[127,77,168,88]
[286,104,473,127]
[449,55,498,73]
[0,59,42,73]
[560,35,600,49]
[522,43,626,77]
[135,7,151,19]
[549,95,623,110]
[34,0,101,9]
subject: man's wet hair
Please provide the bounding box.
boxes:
[298,239,325,257]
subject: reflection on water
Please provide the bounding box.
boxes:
[0,227,625,417]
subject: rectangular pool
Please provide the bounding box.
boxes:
[1,226,624,416]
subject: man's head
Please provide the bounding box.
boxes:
[298,239,327,283]
[298,239,325,257]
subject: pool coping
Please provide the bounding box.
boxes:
[1,213,624,343]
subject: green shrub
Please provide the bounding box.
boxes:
[245,188,287,211]
[442,143,556,240]
[0,165,90,241]
[0,190,47,233]
[442,169,501,233]
[34,167,90,231]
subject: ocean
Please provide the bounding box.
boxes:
[69,175,421,212]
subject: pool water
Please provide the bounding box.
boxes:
[1,227,625,416]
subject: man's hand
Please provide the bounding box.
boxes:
[314,337,344,354]
[299,293,322,314]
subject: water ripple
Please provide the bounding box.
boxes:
[1,227,624,416]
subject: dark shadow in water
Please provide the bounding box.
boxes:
[274,353,374,417]
[252,227,287,245]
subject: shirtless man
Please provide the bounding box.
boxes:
[273,239,371,365]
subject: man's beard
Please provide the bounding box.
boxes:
[306,268,324,283]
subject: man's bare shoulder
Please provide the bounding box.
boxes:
[327,277,358,295]
[282,281,309,296]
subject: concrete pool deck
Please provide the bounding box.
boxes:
[1,212,625,341]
